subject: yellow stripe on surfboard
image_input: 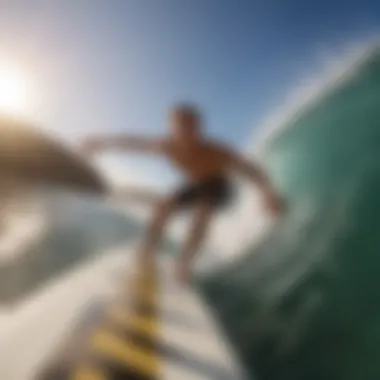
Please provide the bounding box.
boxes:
[90,329,159,377]
[71,263,160,380]
[71,365,106,380]
[107,307,159,337]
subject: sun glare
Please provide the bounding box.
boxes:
[0,64,31,116]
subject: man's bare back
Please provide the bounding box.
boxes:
[83,104,285,284]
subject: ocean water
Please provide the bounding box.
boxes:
[0,190,180,305]
[200,46,380,380]
[0,192,139,304]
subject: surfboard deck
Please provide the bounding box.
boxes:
[32,249,247,380]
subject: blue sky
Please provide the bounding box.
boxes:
[0,0,379,189]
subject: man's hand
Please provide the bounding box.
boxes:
[263,191,286,216]
[226,150,286,217]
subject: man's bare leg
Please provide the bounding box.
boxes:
[175,201,214,284]
[138,197,177,271]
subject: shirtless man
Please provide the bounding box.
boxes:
[82,105,285,284]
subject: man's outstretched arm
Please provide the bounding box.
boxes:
[82,135,166,156]
[225,149,285,215]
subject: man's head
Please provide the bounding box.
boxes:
[169,104,202,144]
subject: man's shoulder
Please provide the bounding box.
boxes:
[205,140,235,157]
[159,138,174,152]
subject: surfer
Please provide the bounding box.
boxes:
[82,104,285,284]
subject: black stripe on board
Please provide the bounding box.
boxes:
[95,355,158,380]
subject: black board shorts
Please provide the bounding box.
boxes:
[174,176,233,210]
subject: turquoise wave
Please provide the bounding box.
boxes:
[200,46,380,380]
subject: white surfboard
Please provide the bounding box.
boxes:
[0,245,248,380]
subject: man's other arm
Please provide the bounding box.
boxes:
[82,135,167,155]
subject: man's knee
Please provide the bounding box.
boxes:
[191,201,214,234]
[196,200,214,220]
[151,196,177,223]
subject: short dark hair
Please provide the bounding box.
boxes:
[171,103,201,122]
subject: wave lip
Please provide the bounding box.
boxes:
[251,38,380,157]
